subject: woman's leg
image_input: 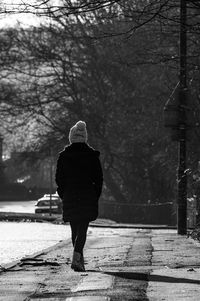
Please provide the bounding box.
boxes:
[71,220,89,271]
[74,220,89,254]
[70,221,78,246]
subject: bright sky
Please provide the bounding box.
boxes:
[0,0,53,27]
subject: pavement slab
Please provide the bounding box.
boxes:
[71,273,114,292]
[147,268,200,301]
[147,230,200,300]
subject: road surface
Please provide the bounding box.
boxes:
[0,221,70,265]
[0,201,36,214]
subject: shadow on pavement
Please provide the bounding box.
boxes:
[88,270,200,285]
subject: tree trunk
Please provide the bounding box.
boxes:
[103,168,128,204]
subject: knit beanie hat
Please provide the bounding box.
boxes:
[69,120,88,144]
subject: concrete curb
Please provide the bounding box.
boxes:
[89,223,177,229]
[0,211,57,222]
[0,211,178,229]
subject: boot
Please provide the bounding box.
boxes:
[71,251,85,272]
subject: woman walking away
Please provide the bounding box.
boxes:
[55,121,103,272]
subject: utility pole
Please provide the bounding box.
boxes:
[177,0,187,234]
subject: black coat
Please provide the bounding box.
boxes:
[55,142,103,222]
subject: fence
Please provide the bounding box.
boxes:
[99,201,175,225]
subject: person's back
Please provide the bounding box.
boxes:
[56,141,103,222]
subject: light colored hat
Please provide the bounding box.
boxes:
[69,120,88,144]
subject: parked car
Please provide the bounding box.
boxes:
[35,194,62,214]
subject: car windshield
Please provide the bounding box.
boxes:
[37,199,57,206]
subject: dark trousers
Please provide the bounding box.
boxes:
[70,220,89,254]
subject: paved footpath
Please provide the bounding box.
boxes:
[0,227,200,301]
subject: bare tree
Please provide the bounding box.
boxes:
[0,5,177,203]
